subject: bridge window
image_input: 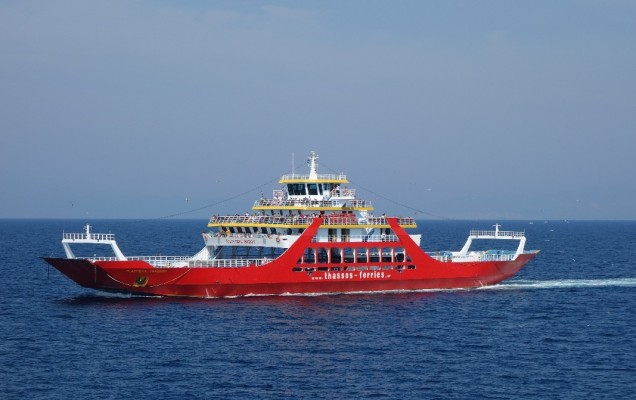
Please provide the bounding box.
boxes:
[288,184,306,196]
[307,183,318,196]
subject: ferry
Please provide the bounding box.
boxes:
[43,152,539,298]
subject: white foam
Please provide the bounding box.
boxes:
[93,291,163,299]
[93,279,636,299]
[481,278,636,291]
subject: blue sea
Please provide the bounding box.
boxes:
[1,219,635,399]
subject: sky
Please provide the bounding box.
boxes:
[1,0,635,220]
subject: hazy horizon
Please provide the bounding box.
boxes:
[2,1,635,221]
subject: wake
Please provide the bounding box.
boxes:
[482,278,636,291]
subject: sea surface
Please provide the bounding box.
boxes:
[1,219,635,399]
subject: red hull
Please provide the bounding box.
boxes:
[44,255,536,298]
[44,218,538,298]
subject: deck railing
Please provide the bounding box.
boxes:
[208,215,415,227]
[63,232,115,241]
[469,230,525,239]
[253,198,372,209]
[428,251,518,262]
[463,253,517,262]
[311,234,399,243]
[84,255,271,268]
[188,258,269,268]
[280,173,347,181]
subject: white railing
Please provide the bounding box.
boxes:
[85,257,122,261]
[311,235,399,243]
[347,200,371,208]
[128,256,190,264]
[479,253,517,262]
[285,188,357,198]
[469,230,525,239]
[209,215,313,225]
[368,217,416,226]
[280,173,347,181]
[210,233,269,239]
[429,251,518,263]
[63,232,115,241]
[86,255,189,264]
[331,189,356,198]
[189,258,270,268]
[208,215,416,227]
[83,255,271,268]
[253,198,373,209]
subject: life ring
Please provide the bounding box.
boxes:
[276,236,281,243]
[134,276,148,287]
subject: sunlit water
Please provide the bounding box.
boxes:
[1,219,635,399]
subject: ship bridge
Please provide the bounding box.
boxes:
[276,151,357,206]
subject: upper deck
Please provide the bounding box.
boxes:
[208,215,417,229]
[279,173,348,184]
[210,152,415,230]
[279,151,347,184]
[252,198,373,211]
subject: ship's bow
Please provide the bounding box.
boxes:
[43,258,101,289]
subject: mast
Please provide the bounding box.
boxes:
[308,151,318,180]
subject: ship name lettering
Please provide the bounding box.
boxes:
[323,271,386,280]
[360,271,385,279]
[324,271,354,280]
[225,239,256,245]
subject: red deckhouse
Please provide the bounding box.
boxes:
[44,152,539,298]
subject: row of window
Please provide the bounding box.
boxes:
[288,183,339,196]
[218,225,390,237]
[292,265,417,272]
[298,247,411,264]
[219,226,303,235]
